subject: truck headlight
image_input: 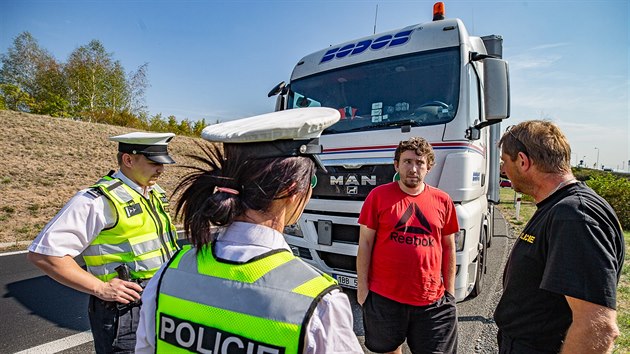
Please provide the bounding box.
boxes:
[284,223,304,237]
[454,229,465,252]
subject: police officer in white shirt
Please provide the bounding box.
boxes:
[135,108,363,353]
[28,132,179,354]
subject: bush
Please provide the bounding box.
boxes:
[572,167,593,182]
[586,173,630,229]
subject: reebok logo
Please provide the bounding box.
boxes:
[389,203,435,247]
[395,203,432,235]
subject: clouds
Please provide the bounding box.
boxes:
[508,43,567,71]
[507,38,629,169]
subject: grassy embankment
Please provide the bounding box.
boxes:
[0,110,205,250]
[497,187,629,353]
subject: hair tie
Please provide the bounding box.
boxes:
[214,186,240,195]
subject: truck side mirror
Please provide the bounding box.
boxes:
[274,95,285,112]
[267,81,286,97]
[483,58,510,121]
[268,81,288,111]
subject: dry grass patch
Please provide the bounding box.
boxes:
[0,110,205,246]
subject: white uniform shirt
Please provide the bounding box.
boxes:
[28,171,153,257]
[135,222,363,354]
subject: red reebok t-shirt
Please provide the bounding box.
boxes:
[358,182,459,306]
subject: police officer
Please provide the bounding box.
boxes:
[28,132,180,354]
[135,108,363,353]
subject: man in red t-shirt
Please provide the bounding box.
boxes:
[357,137,459,354]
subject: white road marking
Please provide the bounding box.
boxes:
[14,330,93,353]
[0,249,29,256]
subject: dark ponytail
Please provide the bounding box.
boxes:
[174,142,314,250]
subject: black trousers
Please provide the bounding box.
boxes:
[88,295,141,354]
[497,330,560,354]
[363,291,458,354]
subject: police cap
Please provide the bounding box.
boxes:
[109,132,176,164]
[201,107,340,172]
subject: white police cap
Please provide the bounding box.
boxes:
[109,132,176,164]
[201,107,340,172]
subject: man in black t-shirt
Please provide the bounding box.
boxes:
[494,120,624,353]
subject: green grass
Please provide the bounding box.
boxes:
[497,187,629,353]
[614,230,630,353]
[497,187,536,237]
[27,203,40,216]
[15,225,30,234]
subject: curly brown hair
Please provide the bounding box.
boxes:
[394,137,435,168]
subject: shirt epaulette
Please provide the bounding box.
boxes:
[85,187,105,199]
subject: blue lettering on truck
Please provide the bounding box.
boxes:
[320,29,414,64]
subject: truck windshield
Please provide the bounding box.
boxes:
[289,47,460,134]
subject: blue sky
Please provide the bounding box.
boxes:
[1,0,628,170]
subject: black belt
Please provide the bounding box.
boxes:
[91,296,141,311]
[102,298,143,311]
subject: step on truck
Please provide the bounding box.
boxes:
[269,2,510,301]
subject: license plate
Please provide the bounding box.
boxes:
[333,274,357,289]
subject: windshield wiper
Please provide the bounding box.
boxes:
[345,119,421,133]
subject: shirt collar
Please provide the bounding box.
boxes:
[112,170,154,198]
[219,222,291,252]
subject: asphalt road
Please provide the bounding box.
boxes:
[0,212,511,353]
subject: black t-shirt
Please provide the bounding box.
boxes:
[494,182,625,351]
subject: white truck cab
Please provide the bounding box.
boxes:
[269,2,510,301]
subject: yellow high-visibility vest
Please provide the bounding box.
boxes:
[82,175,178,281]
[156,244,339,353]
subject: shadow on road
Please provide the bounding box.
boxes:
[5,275,90,331]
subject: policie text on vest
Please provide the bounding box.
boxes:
[160,314,285,354]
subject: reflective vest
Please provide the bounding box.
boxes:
[81,175,179,281]
[155,244,339,354]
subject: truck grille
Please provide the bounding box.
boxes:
[291,245,313,260]
[313,222,360,244]
[312,164,395,200]
[317,251,357,272]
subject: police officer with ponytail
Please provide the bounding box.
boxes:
[28,132,179,353]
[135,108,363,353]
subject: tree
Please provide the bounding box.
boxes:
[192,118,207,136]
[1,33,159,133]
[167,115,179,134]
[32,57,69,116]
[148,113,168,132]
[0,32,54,112]
[178,118,192,135]
[65,39,129,118]
[0,83,34,111]
[105,61,129,120]
[128,63,149,116]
